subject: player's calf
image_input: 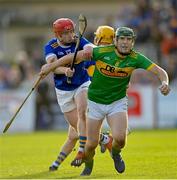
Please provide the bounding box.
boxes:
[49,152,67,171]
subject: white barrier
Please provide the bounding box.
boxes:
[128,85,156,128]
[0,89,35,133]
[157,89,177,128]
[1,85,176,133]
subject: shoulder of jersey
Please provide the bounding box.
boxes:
[129,49,138,59]
[47,38,59,49]
[96,45,115,54]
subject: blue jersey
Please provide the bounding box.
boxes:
[44,37,91,91]
[84,60,95,69]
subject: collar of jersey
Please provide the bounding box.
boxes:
[57,39,72,48]
[114,48,127,60]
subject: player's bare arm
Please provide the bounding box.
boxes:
[45,55,74,76]
[40,48,92,77]
[83,44,94,59]
[148,64,170,96]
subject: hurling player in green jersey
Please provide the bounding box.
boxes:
[40,27,170,176]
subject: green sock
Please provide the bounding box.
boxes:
[85,159,94,168]
[112,147,121,156]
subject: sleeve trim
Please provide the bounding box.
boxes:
[147,63,155,71]
[45,53,57,62]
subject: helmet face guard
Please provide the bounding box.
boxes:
[94,25,114,44]
[53,18,75,36]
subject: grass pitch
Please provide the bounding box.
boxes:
[0,129,177,179]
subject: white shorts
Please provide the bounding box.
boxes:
[55,81,91,113]
[88,97,128,120]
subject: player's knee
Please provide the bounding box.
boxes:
[86,143,97,151]
[67,121,77,131]
[68,133,79,142]
[118,139,126,148]
[114,136,126,148]
[77,107,87,120]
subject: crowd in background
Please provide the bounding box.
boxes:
[0,0,176,90]
[0,50,44,90]
[0,0,176,129]
[86,0,177,85]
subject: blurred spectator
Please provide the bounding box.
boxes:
[161,48,177,82]
[31,49,45,72]
[7,64,22,88]
[35,79,55,130]
[0,64,8,89]
[161,30,177,56]
[15,50,35,81]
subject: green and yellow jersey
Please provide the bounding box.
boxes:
[88,45,155,104]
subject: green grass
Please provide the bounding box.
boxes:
[0,129,177,179]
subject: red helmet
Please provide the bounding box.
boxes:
[53,18,75,36]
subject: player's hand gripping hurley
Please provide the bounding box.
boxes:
[67,14,87,83]
[3,76,42,133]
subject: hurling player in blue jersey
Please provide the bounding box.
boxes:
[44,18,93,171]
[44,23,116,172]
